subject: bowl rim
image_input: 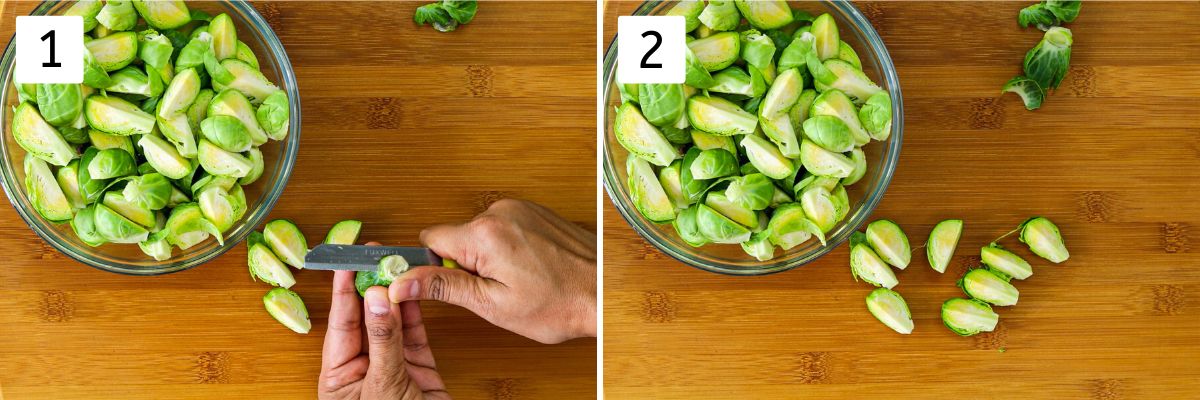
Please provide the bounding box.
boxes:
[601,0,904,276]
[0,0,301,276]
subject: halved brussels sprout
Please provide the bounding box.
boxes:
[708,67,765,98]
[239,147,265,185]
[689,148,738,180]
[60,126,89,145]
[638,83,686,127]
[249,242,296,288]
[235,40,260,69]
[324,220,363,245]
[810,13,839,60]
[132,0,191,30]
[85,31,138,71]
[627,156,676,223]
[263,287,311,334]
[200,115,253,153]
[769,185,792,208]
[741,230,776,261]
[1019,217,1069,263]
[667,0,705,32]
[191,174,236,197]
[187,89,215,130]
[103,191,156,228]
[691,129,736,154]
[866,219,911,270]
[800,184,840,233]
[759,113,799,158]
[157,113,198,157]
[176,33,210,72]
[739,30,776,71]
[980,244,1033,280]
[866,288,913,334]
[837,40,862,70]
[158,68,201,117]
[688,32,740,71]
[134,135,189,180]
[801,115,854,153]
[76,147,108,203]
[740,134,793,180]
[697,1,739,32]
[658,161,689,210]
[72,205,106,247]
[705,192,757,228]
[198,185,240,232]
[724,173,773,211]
[758,68,802,119]
[122,173,172,211]
[65,0,104,33]
[941,298,999,336]
[256,91,290,141]
[810,89,870,146]
[734,0,794,30]
[93,203,149,244]
[767,203,822,249]
[673,204,708,247]
[830,184,849,224]
[209,89,270,145]
[97,0,137,31]
[678,147,711,204]
[166,202,223,249]
[695,203,751,244]
[24,154,74,222]
[684,47,717,89]
[55,161,86,211]
[209,13,238,60]
[139,230,173,261]
[788,89,818,132]
[104,66,163,97]
[166,185,190,208]
[816,60,884,104]
[849,232,898,288]
[86,148,136,179]
[85,95,155,136]
[615,103,678,167]
[842,147,867,186]
[82,45,113,88]
[197,139,253,177]
[799,139,854,178]
[376,255,411,283]
[688,96,757,137]
[35,84,84,127]
[137,29,174,70]
[218,59,280,104]
[858,92,892,141]
[959,268,1019,306]
[926,219,963,273]
[264,219,307,269]
[12,102,77,166]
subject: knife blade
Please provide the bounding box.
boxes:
[305,244,443,272]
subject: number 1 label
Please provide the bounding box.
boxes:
[617,16,684,84]
[15,16,82,84]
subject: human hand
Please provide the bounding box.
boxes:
[388,199,597,344]
[319,270,450,400]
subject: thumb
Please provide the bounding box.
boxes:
[361,287,409,396]
[389,266,499,318]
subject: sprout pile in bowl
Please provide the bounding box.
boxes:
[2,0,298,274]
[605,0,902,275]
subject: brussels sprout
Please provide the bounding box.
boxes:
[85,31,138,71]
[627,156,676,223]
[209,13,238,60]
[248,241,296,288]
[191,174,236,197]
[705,192,757,228]
[808,13,839,61]
[158,68,201,117]
[740,134,793,180]
[86,148,135,179]
[104,66,163,97]
[255,91,290,141]
[176,34,210,72]
[759,113,799,158]
[757,68,802,120]
[97,0,137,31]
[734,0,794,30]
[200,115,253,153]
[103,191,156,228]
[689,149,738,180]
[767,203,822,249]
[24,154,74,222]
[865,288,914,334]
[688,96,757,136]
[187,88,215,129]
[734,30,773,72]
[166,185,190,208]
[264,219,307,269]
[698,1,739,32]
[617,81,639,104]
[658,161,689,210]
[926,219,963,273]
[866,220,911,270]
[1019,217,1069,263]
[942,298,999,336]
[239,147,265,185]
[849,232,898,288]
[122,173,172,211]
[85,95,155,136]
[137,134,193,180]
[138,230,172,261]
[197,139,253,177]
[696,204,751,244]
[82,46,113,88]
[741,230,776,261]
[678,147,712,204]
[688,32,740,71]
[614,103,678,167]
[788,88,818,132]
[799,139,853,178]
[12,102,77,166]
[673,204,708,247]
[209,89,270,145]
[72,205,106,247]
[690,129,736,155]
[1024,27,1073,90]
[980,244,1033,280]
[55,161,86,211]
[76,147,108,203]
[229,40,259,69]
[132,0,191,30]
[662,125,691,145]
[638,83,686,127]
[157,113,198,157]
[93,203,149,244]
[830,184,849,223]
[837,41,862,70]
[324,220,363,245]
[840,147,867,186]
[857,92,892,141]
[59,126,89,145]
[198,185,241,232]
[769,185,792,208]
[684,47,717,89]
[800,184,841,233]
[35,84,84,127]
[263,287,311,334]
[354,255,414,296]
[1019,3,1057,30]
[65,0,104,32]
[1044,0,1081,24]
[810,89,870,146]
[165,202,223,249]
[708,67,765,98]
[801,115,854,153]
[137,29,174,70]
[1002,76,1045,111]
[218,59,280,104]
[667,0,705,33]
[725,173,773,211]
[815,60,884,104]
[959,268,1019,306]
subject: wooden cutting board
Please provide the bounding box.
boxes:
[603,1,1200,398]
[0,2,596,398]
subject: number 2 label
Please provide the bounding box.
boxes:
[617,16,684,84]
[15,16,82,84]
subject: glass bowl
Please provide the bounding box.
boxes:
[0,1,300,275]
[602,0,903,276]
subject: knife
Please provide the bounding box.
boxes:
[305,244,443,272]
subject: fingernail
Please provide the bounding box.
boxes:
[366,290,389,316]
[407,280,420,298]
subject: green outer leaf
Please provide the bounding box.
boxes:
[440,0,478,24]
[1002,76,1045,111]
[1023,27,1073,90]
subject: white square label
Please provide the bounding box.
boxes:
[617,16,685,84]
[15,16,83,84]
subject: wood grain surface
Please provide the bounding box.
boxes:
[603,1,1200,399]
[0,2,596,399]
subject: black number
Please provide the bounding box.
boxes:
[640,30,663,69]
[41,30,60,68]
